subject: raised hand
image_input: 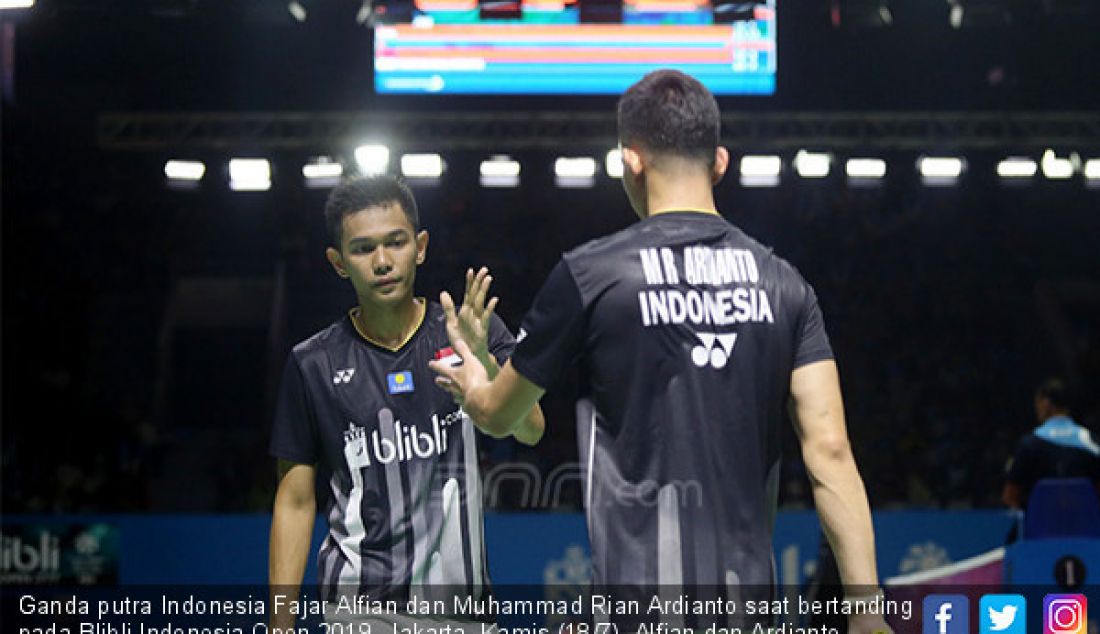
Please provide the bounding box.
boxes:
[439,267,499,367]
[430,336,490,415]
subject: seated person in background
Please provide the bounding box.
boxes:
[1002,378,1100,509]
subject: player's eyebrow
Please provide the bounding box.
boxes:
[346,229,409,247]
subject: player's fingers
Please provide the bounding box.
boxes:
[440,291,459,326]
[464,268,474,305]
[473,267,489,297]
[474,273,492,311]
[452,336,477,363]
[434,376,462,400]
[428,358,459,383]
[485,296,499,320]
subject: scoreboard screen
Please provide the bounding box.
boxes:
[373,0,776,95]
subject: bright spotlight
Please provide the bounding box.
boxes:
[739,155,781,187]
[555,157,597,188]
[1040,149,1075,180]
[919,156,964,186]
[302,157,343,188]
[0,1,35,9]
[480,156,521,188]
[846,158,887,181]
[555,157,596,179]
[605,149,624,179]
[401,154,445,180]
[354,144,390,176]
[287,1,307,22]
[794,151,831,179]
[229,159,272,192]
[1084,158,1100,189]
[164,160,205,183]
[996,157,1038,179]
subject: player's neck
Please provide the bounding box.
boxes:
[353,297,425,350]
[643,172,719,218]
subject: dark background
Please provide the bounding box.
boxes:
[2,0,1099,513]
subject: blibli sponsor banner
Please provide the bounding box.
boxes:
[1,522,119,586]
[503,510,1016,591]
[2,511,1014,586]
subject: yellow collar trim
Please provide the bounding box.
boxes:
[348,298,427,352]
[649,207,720,216]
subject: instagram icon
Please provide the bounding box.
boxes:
[1044,595,1087,634]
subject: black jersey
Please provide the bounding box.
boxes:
[1007,416,1100,505]
[270,302,515,603]
[511,211,833,592]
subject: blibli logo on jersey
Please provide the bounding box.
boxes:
[342,408,465,467]
[387,371,414,394]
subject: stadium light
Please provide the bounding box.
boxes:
[846,158,887,181]
[401,154,445,180]
[996,157,1038,179]
[1085,158,1100,188]
[794,150,831,179]
[555,157,597,189]
[479,156,521,188]
[302,157,343,188]
[354,144,390,176]
[739,155,781,187]
[918,156,964,186]
[0,0,35,9]
[229,158,272,192]
[287,1,307,22]
[1040,149,1075,180]
[605,149,624,179]
[164,160,205,183]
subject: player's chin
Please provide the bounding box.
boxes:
[369,283,410,303]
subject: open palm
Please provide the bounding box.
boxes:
[441,267,499,365]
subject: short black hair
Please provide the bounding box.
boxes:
[617,69,720,166]
[323,175,419,248]
[1036,378,1071,411]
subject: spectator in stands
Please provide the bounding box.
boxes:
[1002,378,1100,509]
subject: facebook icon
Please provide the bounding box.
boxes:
[924,595,969,634]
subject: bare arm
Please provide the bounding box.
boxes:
[431,339,546,441]
[475,353,545,445]
[789,360,879,591]
[269,460,315,630]
[439,268,545,445]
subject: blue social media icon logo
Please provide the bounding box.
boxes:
[924,595,969,634]
[981,595,1026,634]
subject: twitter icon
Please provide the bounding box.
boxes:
[981,594,1026,634]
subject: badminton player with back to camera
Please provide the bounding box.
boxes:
[431,70,890,634]
[268,175,544,631]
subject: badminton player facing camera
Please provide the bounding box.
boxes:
[432,71,888,633]
[269,176,544,630]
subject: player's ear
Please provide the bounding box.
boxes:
[712,146,730,185]
[622,146,644,179]
[415,230,429,266]
[326,246,349,279]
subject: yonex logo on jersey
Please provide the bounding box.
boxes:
[516,328,528,343]
[692,332,738,369]
[387,371,415,394]
[333,368,356,384]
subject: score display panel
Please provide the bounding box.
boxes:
[373,0,776,95]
